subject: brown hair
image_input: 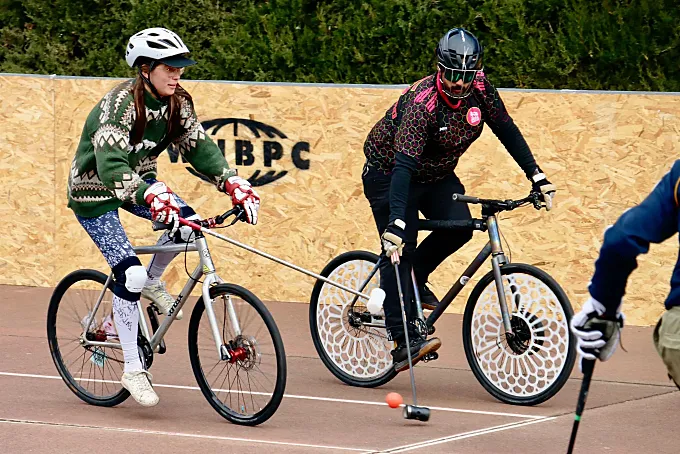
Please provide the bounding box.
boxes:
[130,65,194,146]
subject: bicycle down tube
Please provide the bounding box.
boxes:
[424,241,492,328]
[424,214,513,335]
[81,236,232,359]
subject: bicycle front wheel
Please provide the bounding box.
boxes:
[47,269,129,407]
[188,284,286,426]
[462,263,576,406]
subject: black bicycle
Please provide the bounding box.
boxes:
[309,192,576,406]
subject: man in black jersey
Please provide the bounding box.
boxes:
[362,28,556,372]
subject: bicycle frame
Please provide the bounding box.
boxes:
[348,209,515,335]
[79,232,236,360]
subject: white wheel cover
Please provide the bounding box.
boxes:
[470,272,571,398]
[315,259,393,379]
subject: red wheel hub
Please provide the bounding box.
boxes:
[229,346,248,363]
[91,330,108,342]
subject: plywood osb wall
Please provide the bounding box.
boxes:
[2,74,680,326]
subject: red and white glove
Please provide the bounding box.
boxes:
[223,175,260,225]
[144,181,180,233]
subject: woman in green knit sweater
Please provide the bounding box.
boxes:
[67,28,260,407]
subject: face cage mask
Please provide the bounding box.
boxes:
[437,64,480,99]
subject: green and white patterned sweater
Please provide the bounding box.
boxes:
[67,79,235,218]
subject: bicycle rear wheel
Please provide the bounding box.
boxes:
[188,284,286,426]
[309,251,397,388]
[462,263,576,406]
[47,269,129,406]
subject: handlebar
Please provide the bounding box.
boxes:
[418,219,486,231]
[451,192,543,212]
[152,205,247,231]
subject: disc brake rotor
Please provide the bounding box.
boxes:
[229,335,260,371]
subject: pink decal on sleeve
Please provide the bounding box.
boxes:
[426,94,437,112]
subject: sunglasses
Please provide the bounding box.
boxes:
[162,65,185,76]
[439,65,478,84]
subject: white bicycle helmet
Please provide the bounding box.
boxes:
[125,28,196,68]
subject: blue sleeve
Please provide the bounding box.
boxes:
[588,161,680,316]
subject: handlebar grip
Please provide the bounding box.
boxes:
[452,193,480,204]
[152,221,172,231]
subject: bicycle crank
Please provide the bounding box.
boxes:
[137,333,154,369]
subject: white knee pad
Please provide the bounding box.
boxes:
[125,265,147,293]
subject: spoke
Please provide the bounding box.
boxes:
[104,354,121,393]
[211,360,231,407]
[85,355,94,393]
[204,359,223,377]
[250,363,277,389]
[235,363,246,414]
[246,371,257,412]
[66,349,88,371]
[61,341,86,361]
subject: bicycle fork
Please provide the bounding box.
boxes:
[487,216,514,335]
[196,237,241,361]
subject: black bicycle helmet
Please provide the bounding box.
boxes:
[436,28,483,98]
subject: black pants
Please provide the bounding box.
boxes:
[362,166,474,342]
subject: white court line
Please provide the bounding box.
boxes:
[0,418,369,452]
[0,371,547,420]
[378,417,557,453]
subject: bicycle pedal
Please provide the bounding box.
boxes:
[423,352,439,362]
[427,325,436,335]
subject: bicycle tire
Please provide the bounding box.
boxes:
[309,250,397,388]
[188,283,287,426]
[462,263,576,406]
[47,269,130,407]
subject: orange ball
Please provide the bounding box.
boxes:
[386,392,403,409]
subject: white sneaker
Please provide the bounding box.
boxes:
[121,370,159,407]
[141,281,183,320]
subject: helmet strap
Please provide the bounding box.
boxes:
[138,65,165,100]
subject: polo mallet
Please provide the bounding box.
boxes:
[566,358,595,454]
[393,254,430,422]
[567,315,616,453]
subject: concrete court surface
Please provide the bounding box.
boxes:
[1,284,677,453]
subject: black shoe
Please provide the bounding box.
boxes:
[419,284,440,311]
[391,336,442,373]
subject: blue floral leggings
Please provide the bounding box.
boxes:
[75,185,194,269]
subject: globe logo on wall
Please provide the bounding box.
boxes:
[168,118,310,186]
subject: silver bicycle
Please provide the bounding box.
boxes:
[47,208,287,426]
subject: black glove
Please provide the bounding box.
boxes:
[381,220,406,259]
[530,171,557,211]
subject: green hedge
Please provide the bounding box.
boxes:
[1,0,679,90]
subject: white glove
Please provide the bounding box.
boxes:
[144,181,180,235]
[570,296,625,371]
[223,176,260,225]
